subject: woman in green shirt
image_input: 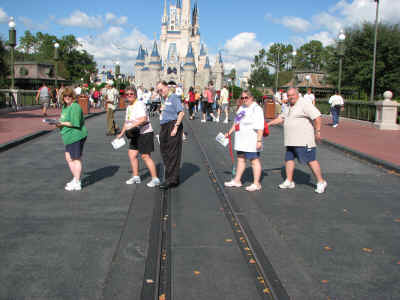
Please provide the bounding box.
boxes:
[56,87,88,191]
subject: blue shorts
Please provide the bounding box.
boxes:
[237,151,260,160]
[65,138,86,160]
[285,146,316,164]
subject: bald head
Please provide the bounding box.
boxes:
[287,88,300,105]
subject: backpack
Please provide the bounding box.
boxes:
[251,104,269,137]
[93,90,100,99]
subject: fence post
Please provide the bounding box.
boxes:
[374,91,400,130]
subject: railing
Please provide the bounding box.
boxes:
[0,89,38,110]
[316,99,377,122]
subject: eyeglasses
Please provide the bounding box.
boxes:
[241,96,249,100]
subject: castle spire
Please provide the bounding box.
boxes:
[176,0,181,9]
[162,0,168,24]
[151,40,160,57]
[204,56,211,69]
[186,42,194,58]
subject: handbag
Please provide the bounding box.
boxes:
[125,126,140,139]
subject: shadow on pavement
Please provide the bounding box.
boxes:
[83,165,120,187]
[180,162,200,184]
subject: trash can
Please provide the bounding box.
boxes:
[264,99,275,119]
[78,96,89,115]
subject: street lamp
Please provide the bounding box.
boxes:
[115,61,120,90]
[54,42,59,89]
[274,43,284,93]
[8,17,16,90]
[305,75,311,89]
[338,29,346,94]
[370,0,380,101]
[292,50,297,70]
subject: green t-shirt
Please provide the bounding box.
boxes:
[60,102,88,145]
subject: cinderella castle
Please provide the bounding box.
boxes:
[134,0,224,95]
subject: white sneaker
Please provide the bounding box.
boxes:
[223,119,228,124]
[216,117,220,122]
[315,181,328,194]
[224,180,242,187]
[126,176,141,185]
[332,124,338,128]
[65,180,81,191]
[147,177,160,187]
[201,119,206,123]
[65,178,75,188]
[278,180,295,189]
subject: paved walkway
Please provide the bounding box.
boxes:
[0,107,104,145]
[0,111,399,299]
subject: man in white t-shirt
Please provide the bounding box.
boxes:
[268,88,327,194]
[74,85,82,96]
[105,84,119,135]
[328,91,344,128]
[303,88,316,106]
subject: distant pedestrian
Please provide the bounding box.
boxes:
[156,80,185,189]
[304,88,316,106]
[328,91,344,128]
[224,90,264,192]
[268,88,327,194]
[117,87,160,187]
[105,83,119,135]
[219,84,230,123]
[55,87,88,191]
[36,82,51,117]
[201,81,217,123]
[188,86,196,119]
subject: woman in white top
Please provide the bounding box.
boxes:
[117,87,160,187]
[224,90,264,191]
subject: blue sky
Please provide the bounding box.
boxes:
[0,0,398,75]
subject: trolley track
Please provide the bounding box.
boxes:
[185,118,290,300]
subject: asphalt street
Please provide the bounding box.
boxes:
[0,111,399,299]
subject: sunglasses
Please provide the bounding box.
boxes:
[157,89,163,94]
[64,95,73,98]
[125,93,136,96]
[241,96,249,100]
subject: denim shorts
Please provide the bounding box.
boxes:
[285,146,316,164]
[66,138,86,160]
[237,151,260,160]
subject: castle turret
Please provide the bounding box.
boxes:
[182,0,191,27]
[213,51,224,90]
[201,56,211,89]
[148,40,162,88]
[183,42,196,96]
[135,45,145,86]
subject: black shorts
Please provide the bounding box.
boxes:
[65,137,86,159]
[129,132,154,154]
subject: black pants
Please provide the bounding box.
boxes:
[188,102,196,117]
[160,121,183,184]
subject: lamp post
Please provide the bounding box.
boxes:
[338,30,346,94]
[292,50,297,70]
[54,42,59,89]
[274,43,284,93]
[115,61,120,91]
[8,17,16,90]
[370,0,380,101]
[305,75,311,90]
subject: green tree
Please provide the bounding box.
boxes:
[0,38,9,88]
[326,22,400,98]
[249,48,273,88]
[228,68,236,82]
[266,43,294,72]
[296,40,326,71]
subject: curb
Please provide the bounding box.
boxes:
[0,111,106,154]
[321,138,400,174]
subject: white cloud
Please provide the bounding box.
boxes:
[0,8,8,23]
[58,10,103,29]
[281,17,311,33]
[306,31,335,47]
[105,13,128,25]
[18,16,47,31]
[77,27,152,74]
[223,32,264,76]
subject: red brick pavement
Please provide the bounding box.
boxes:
[0,107,103,145]
[321,115,400,166]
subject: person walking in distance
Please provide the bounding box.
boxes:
[304,88,316,106]
[219,84,230,123]
[117,87,160,187]
[328,90,344,128]
[156,81,185,189]
[105,83,119,135]
[36,82,51,117]
[268,88,327,194]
